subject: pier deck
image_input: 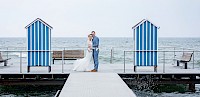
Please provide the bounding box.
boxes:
[59,72,136,97]
[1,63,200,95]
[0,62,200,74]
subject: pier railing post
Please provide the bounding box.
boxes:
[193,51,194,69]
[64,47,65,64]
[110,47,113,64]
[173,47,175,65]
[49,50,51,73]
[62,50,64,73]
[6,47,8,59]
[133,51,135,72]
[163,51,165,73]
[124,51,125,73]
[20,51,22,73]
[113,47,114,59]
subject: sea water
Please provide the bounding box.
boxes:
[0,37,200,97]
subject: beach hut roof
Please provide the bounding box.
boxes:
[25,18,53,29]
[132,19,159,29]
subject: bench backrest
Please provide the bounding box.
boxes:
[53,51,62,58]
[181,53,193,62]
[53,50,84,58]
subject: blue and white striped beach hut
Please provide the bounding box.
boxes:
[25,18,52,72]
[132,19,159,72]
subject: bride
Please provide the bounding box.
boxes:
[73,34,94,71]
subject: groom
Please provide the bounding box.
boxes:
[91,31,99,72]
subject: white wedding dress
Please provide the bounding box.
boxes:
[73,40,94,71]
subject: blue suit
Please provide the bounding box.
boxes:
[92,36,99,70]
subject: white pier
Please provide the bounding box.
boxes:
[59,73,136,97]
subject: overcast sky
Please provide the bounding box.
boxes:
[0,0,199,37]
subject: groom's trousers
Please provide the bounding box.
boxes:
[93,49,99,70]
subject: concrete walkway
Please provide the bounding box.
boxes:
[59,72,136,97]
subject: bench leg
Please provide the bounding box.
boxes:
[154,66,157,72]
[134,66,136,72]
[27,66,30,73]
[49,66,51,72]
[177,60,180,66]
[53,59,54,64]
[4,60,7,66]
[184,63,187,69]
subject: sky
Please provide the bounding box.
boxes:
[0,0,200,37]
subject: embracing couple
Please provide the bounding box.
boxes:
[73,31,99,72]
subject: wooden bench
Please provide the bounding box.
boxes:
[177,53,193,69]
[52,50,84,64]
[0,52,11,66]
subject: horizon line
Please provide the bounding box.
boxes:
[0,36,200,38]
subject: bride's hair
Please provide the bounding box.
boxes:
[88,34,93,37]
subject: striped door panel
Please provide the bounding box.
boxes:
[134,21,158,66]
[27,21,51,67]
